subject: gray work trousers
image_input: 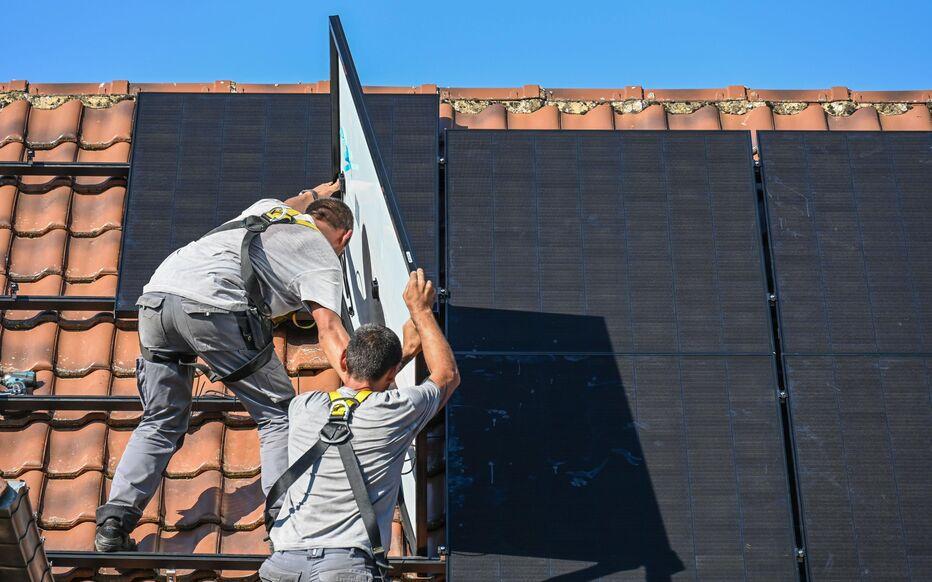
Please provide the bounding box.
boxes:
[260,548,376,582]
[96,292,295,531]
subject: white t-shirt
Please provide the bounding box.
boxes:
[270,382,442,554]
[144,199,343,318]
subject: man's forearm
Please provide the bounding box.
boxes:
[412,309,459,404]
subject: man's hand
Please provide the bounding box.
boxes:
[403,269,436,315]
[305,180,342,199]
[284,180,342,211]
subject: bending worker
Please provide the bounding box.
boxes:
[95,181,353,552]
[260,269,459,581]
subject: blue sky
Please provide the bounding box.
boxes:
[3,0,929,90]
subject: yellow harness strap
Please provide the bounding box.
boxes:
[262,206,320,231]
[327,389,374,421]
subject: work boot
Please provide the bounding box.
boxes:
[94,517,137,552]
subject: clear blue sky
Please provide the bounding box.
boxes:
[3,0,929,90]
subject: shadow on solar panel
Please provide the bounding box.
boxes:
[448,307,686,581]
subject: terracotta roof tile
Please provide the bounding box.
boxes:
[79,100,134,148]
[7,229,67,281]
[296,367,341,393]
[560,104,614,130]
[166,422,224,478]
[42,521,96,550]
[159,523,221,554]
[826,106,882,131]
[720,106,775,131]
[51,370,111,425]
[24,99,82,149]
[18,469,44,509]
[879,105,932,130]
[0,421,49,477]
[614,104,668,129]
[219,526,269,556]
[0,227,11,272]
[0,142,24,162]
[507,105,560,129]
[74,143,131,191]
[220,475,264,530]
[453,103,507,129]
[0,99,28,147]
[134,522,160,552]
[666,104,722,129]
[46,422,107,477]
[12,187,71,236]
[40,470,102,528]
[17,143,79,193]
[163,471,222,529]
[69,186,125,236]
[439,103,455,130]
[13,274,63,294]
[1,321,57,371]
[0,185,15,229]
[0,272,63,326]
[60,274,118,324]
[55,322,115,376]
[773,104,828,130]
[111,326,140,376]
[221,427,260,477]
[105,426,133,477]
[64,229,121,281]
[286,327,329,373]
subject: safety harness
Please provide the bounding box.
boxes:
[264,389,391,578]
[140,206,319,384]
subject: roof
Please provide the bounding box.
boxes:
[0,79,929,579]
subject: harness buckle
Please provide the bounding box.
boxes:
[243,214,270,232]
[319,422,352,445]
[328,397,357,422]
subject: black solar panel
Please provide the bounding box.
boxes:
[760,131,932,355]
[445,131,772,354]
[445,131,797,580]
[784,356,932,581]
[117,92,437,313]
[448,353,796,580]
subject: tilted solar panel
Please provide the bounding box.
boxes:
[117,92,437,313]
[445,131,797,580]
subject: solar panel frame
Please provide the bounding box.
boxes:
[117,92,438,314]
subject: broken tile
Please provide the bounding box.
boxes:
[614,104,668,130]
[46,421,107,477]
[25,99,82,149]
[166,422,224,478]
[0,321,57,371]
[79,100,134,148]
[55,322,115,376]
[64,229,121,281]
[12,187,71,236]
[220,475,264,530]
[222,427,261,477]
[0,421,49,477]
[560,104,614,130]
[40,471,103,528]
[163,471,222,529]
[507,105,560,129]
[70,186,125,235]
[0,99,29,147]
[7,229,67,281]
[111,326,140,375]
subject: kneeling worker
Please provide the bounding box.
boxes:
[261,269,460,581]
[96,181,354,551]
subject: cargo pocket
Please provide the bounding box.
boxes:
[258,561,302,582]
[179,300,250,353]
[136,294,167,349]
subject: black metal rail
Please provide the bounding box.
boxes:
[45,551,445,574]
[0,295,116,310]
[0,395,243,413]
[0,162,129,177]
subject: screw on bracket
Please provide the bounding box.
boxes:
[796,547,806,562]
[26,149,35,163]
[437,545,448,558]
[779,390,788,401]
[438,156,446,165]
[436,287,451,303]
[768,293,777,303]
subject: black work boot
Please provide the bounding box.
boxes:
[94,517,138,552]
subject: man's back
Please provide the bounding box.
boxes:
[270,383,441,554]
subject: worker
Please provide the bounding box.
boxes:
[259,269,459,581]
[95,180,354,552]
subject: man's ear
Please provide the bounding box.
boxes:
[383,363,402,387]
[340,349,349,374]
[340,229,353,249]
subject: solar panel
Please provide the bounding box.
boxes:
[784,356,932,581]
[760,131,932,355]
[445,131,773,354]
[445,131,797,579]
[117,92,437,313]
[448,352,796,580]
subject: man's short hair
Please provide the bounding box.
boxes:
[345,323,403,383]
[306,198,354,232]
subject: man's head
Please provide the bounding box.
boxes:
[340,323,403,391]
[306,198,354,255]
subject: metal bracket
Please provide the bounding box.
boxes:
[795,547,806,562]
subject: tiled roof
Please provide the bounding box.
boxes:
[0,79,927,578]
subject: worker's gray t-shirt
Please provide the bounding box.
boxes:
[144,199,343,318]
[270,382,443,554]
